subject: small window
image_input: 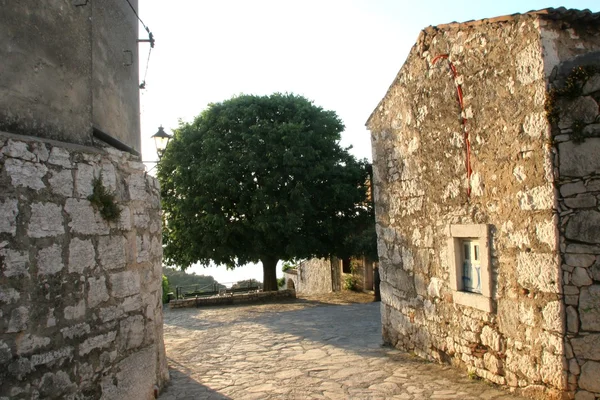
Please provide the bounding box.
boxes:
[462,239,481,294]
[447,225,492,313]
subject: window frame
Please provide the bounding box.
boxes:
[447,224,492,313]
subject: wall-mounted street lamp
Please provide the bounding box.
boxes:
[149,125,173,162]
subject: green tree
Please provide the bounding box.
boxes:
[157,93,372,291]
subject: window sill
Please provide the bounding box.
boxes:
[452,290,493,313]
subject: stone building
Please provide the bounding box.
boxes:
[367,8,600,399]
[0,1,168,399]
[284,257,375,294]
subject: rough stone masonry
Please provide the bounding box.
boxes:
[0,133,168,399]
[367,8,600,400]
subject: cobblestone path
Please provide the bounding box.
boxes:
[159,299,525,400]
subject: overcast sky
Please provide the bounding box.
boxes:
[138,0,599,283]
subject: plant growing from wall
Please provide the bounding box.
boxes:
[88,173,121,222]
[545,65,599,137]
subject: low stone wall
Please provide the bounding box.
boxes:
[169,290,296,309]
[0,132,168,399]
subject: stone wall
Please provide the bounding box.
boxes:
[169,290,296,309]
[294,258,333,295]
[366,14,592,398]
[0,132,168,399]
[548,46,600,398]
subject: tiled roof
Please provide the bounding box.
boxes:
[432,7,600,30]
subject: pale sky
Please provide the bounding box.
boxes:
[138,0,599,283]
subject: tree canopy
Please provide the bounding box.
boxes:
[157,93,374,290]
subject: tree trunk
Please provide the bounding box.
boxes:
[261,257,279,292]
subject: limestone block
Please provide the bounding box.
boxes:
[542,301,563,332]
[571,267,593,287]
[28,202,64,238]
[593,263,600,282]
[31,347,73,368]
[117,206,131,231]
[79,331,117,356]
[0,341,11,364]
[567,244,600,254]
[136,234,151,263]
[99,305,125,323]
[100,347,157,400]
[38,370,75,397]
[580,285,600,331]
[8,358,32,379]
[7,306,29,333]
[560,181,586,197]
[119,315,145,350]
[567,306,579,334]
[0,286,20,303]
[517,184,554,210]
[557,96,599,130]
[16,334,51,355]
[483,353,502,375]
[122,295,142,313]
[98,235,126,270]
[1,248,30,277]
[587,179,600,192]
[570,358,581,375]
[1,139,36,161]
[427,278,443,298]
[60,323,91,339]
[565,210,600,244]
[48,169,73,197]
[37,244,64,275]
[481,325,501,352]
[523,112,547,139]
[506,350,540,382]
[128,173,148,201]
[564,195,596,209]
[110,270,141,298]
[582,74,600,95]
[30,142,49,162]
[516,252,560,293]
[68,238,95,273]
[64,199,109,235]
[565,254,596,268]
[64,299,85,320]
[579,361,600,393]
[540,351,566,389]
[47,147,72,168]
[572,334,600,361]
[87,276,109,308]
[75,163,96,198]
[0,198,18,235]
[535,219,556,249]
[4,158,47,190]
[100,162,117,191]
[559,139,600,177]
[575,391,596,400]
[132,210,149,231]
[516,42,543,85]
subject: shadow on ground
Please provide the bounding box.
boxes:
[160,359,231,400]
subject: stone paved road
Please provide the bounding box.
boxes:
[159,299,525,400]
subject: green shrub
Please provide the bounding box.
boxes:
[162,275,170,303]
[277,277,286,288]
[343,275,358,291]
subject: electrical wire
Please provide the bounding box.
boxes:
[124,0,150,33]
